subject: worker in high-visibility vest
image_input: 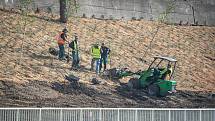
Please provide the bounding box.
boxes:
[91,43,101,74]
[56,28,68,60]
[69,34,80,68]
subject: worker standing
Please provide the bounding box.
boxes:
[57,28,68,60]
[69,34,80,68]
[91,43,101,74]
[100,43,111,72]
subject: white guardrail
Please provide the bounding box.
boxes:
[0,108,215,121]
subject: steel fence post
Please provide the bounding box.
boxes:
[60,109,63,121]
[135,109,138,121]
[152,109,154,121]
[16,109,19,121]
[80,109,83,121]
[169,110,171,121]
[99,109,102,121]
[118,109,120,121]
[39,109,41,121]
[184,110,186,121]
[199,110,202,121]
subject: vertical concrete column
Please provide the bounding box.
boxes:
[148,0,153,20]
[101,0,104,18]
[89,0,93,17]
[116,0,119,19]
[132,0,135,18]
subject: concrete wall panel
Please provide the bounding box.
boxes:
[0,0,215,26]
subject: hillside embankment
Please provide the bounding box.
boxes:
[0,10,215,107]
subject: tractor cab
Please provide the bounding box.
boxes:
[125,56,177,97]
[147,56,177,81]
[137,56,177,96]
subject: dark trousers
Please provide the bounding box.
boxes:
[72,51,80,67]
[100,56,108,71]
[58,45,65,59]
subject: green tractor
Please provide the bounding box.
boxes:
[113,56,177,96]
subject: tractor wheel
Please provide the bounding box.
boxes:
[127,78,140,90]
[147,84,160,96]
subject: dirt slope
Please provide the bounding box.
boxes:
[0,10,215,107]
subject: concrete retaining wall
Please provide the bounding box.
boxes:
[1,0,215,26]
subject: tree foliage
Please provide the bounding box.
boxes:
[158,0,175,23]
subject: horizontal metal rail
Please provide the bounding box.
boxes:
[0,108,215,110]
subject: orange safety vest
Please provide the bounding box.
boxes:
[56,32,65,45]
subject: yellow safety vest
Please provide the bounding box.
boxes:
[73,41,78,51]
[92,47,101,59]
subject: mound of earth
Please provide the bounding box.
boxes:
[0,9,215,107]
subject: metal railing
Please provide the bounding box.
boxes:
[0,108,214,121]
